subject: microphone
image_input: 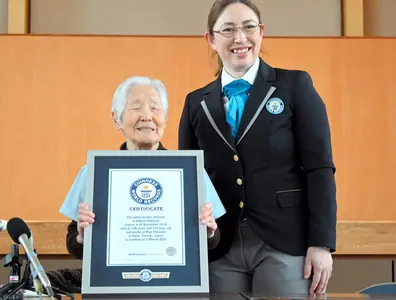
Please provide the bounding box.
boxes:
[7,217,54,297]
[25,231,43,294]
[0,219,7,232]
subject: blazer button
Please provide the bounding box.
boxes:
[239,201,244,208]
[237,178,243,185]
[233,155,239,162]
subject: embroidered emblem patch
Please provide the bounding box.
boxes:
[266,98,284,115]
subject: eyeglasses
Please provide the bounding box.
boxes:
[212,22,262,38]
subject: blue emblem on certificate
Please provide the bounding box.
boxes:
[130,178,163,205]
[266,98,284,114]
[139,269,153,282]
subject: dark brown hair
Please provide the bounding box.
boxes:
[207,0,262,75]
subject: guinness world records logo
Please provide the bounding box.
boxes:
[130,177,163,204]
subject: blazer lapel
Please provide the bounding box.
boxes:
[235,59,277,145]
[200,76,236,152]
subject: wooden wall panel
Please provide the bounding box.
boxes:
[7,0,29,34]
[342,0,364,36]
[0,36,395,231]
[2,221,396,256]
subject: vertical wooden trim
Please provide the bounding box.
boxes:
[7,0,30,34]
[342,0,364,36]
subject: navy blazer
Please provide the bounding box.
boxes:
[178,58,337,262]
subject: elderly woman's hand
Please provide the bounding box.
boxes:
[199,203,217,238]
[77,202,95,244]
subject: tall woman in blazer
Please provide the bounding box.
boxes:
[178,0,337,295]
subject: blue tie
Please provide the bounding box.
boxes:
[223,79,252,139]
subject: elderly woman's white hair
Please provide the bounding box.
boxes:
[111,76,169,120]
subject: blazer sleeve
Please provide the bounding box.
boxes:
[66,220,84,260]
[207,228,221,250]
[294,71,337,252]
[178,94,200,150]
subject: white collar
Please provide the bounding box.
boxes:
[221,57,260,89]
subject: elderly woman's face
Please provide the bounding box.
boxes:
[118,85,166,148]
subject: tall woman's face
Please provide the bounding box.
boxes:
[206,3,264,77]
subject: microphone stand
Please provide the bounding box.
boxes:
[1,246,74,300]
[0,244,23,299]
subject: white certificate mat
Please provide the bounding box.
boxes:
[106,169,185,266]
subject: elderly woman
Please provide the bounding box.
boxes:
[60,76,226,260]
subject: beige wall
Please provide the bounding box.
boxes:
[364,0,396,36]
[30,0,341,36]
[0,0,8,33]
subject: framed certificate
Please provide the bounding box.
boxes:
[81,150,209,296]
